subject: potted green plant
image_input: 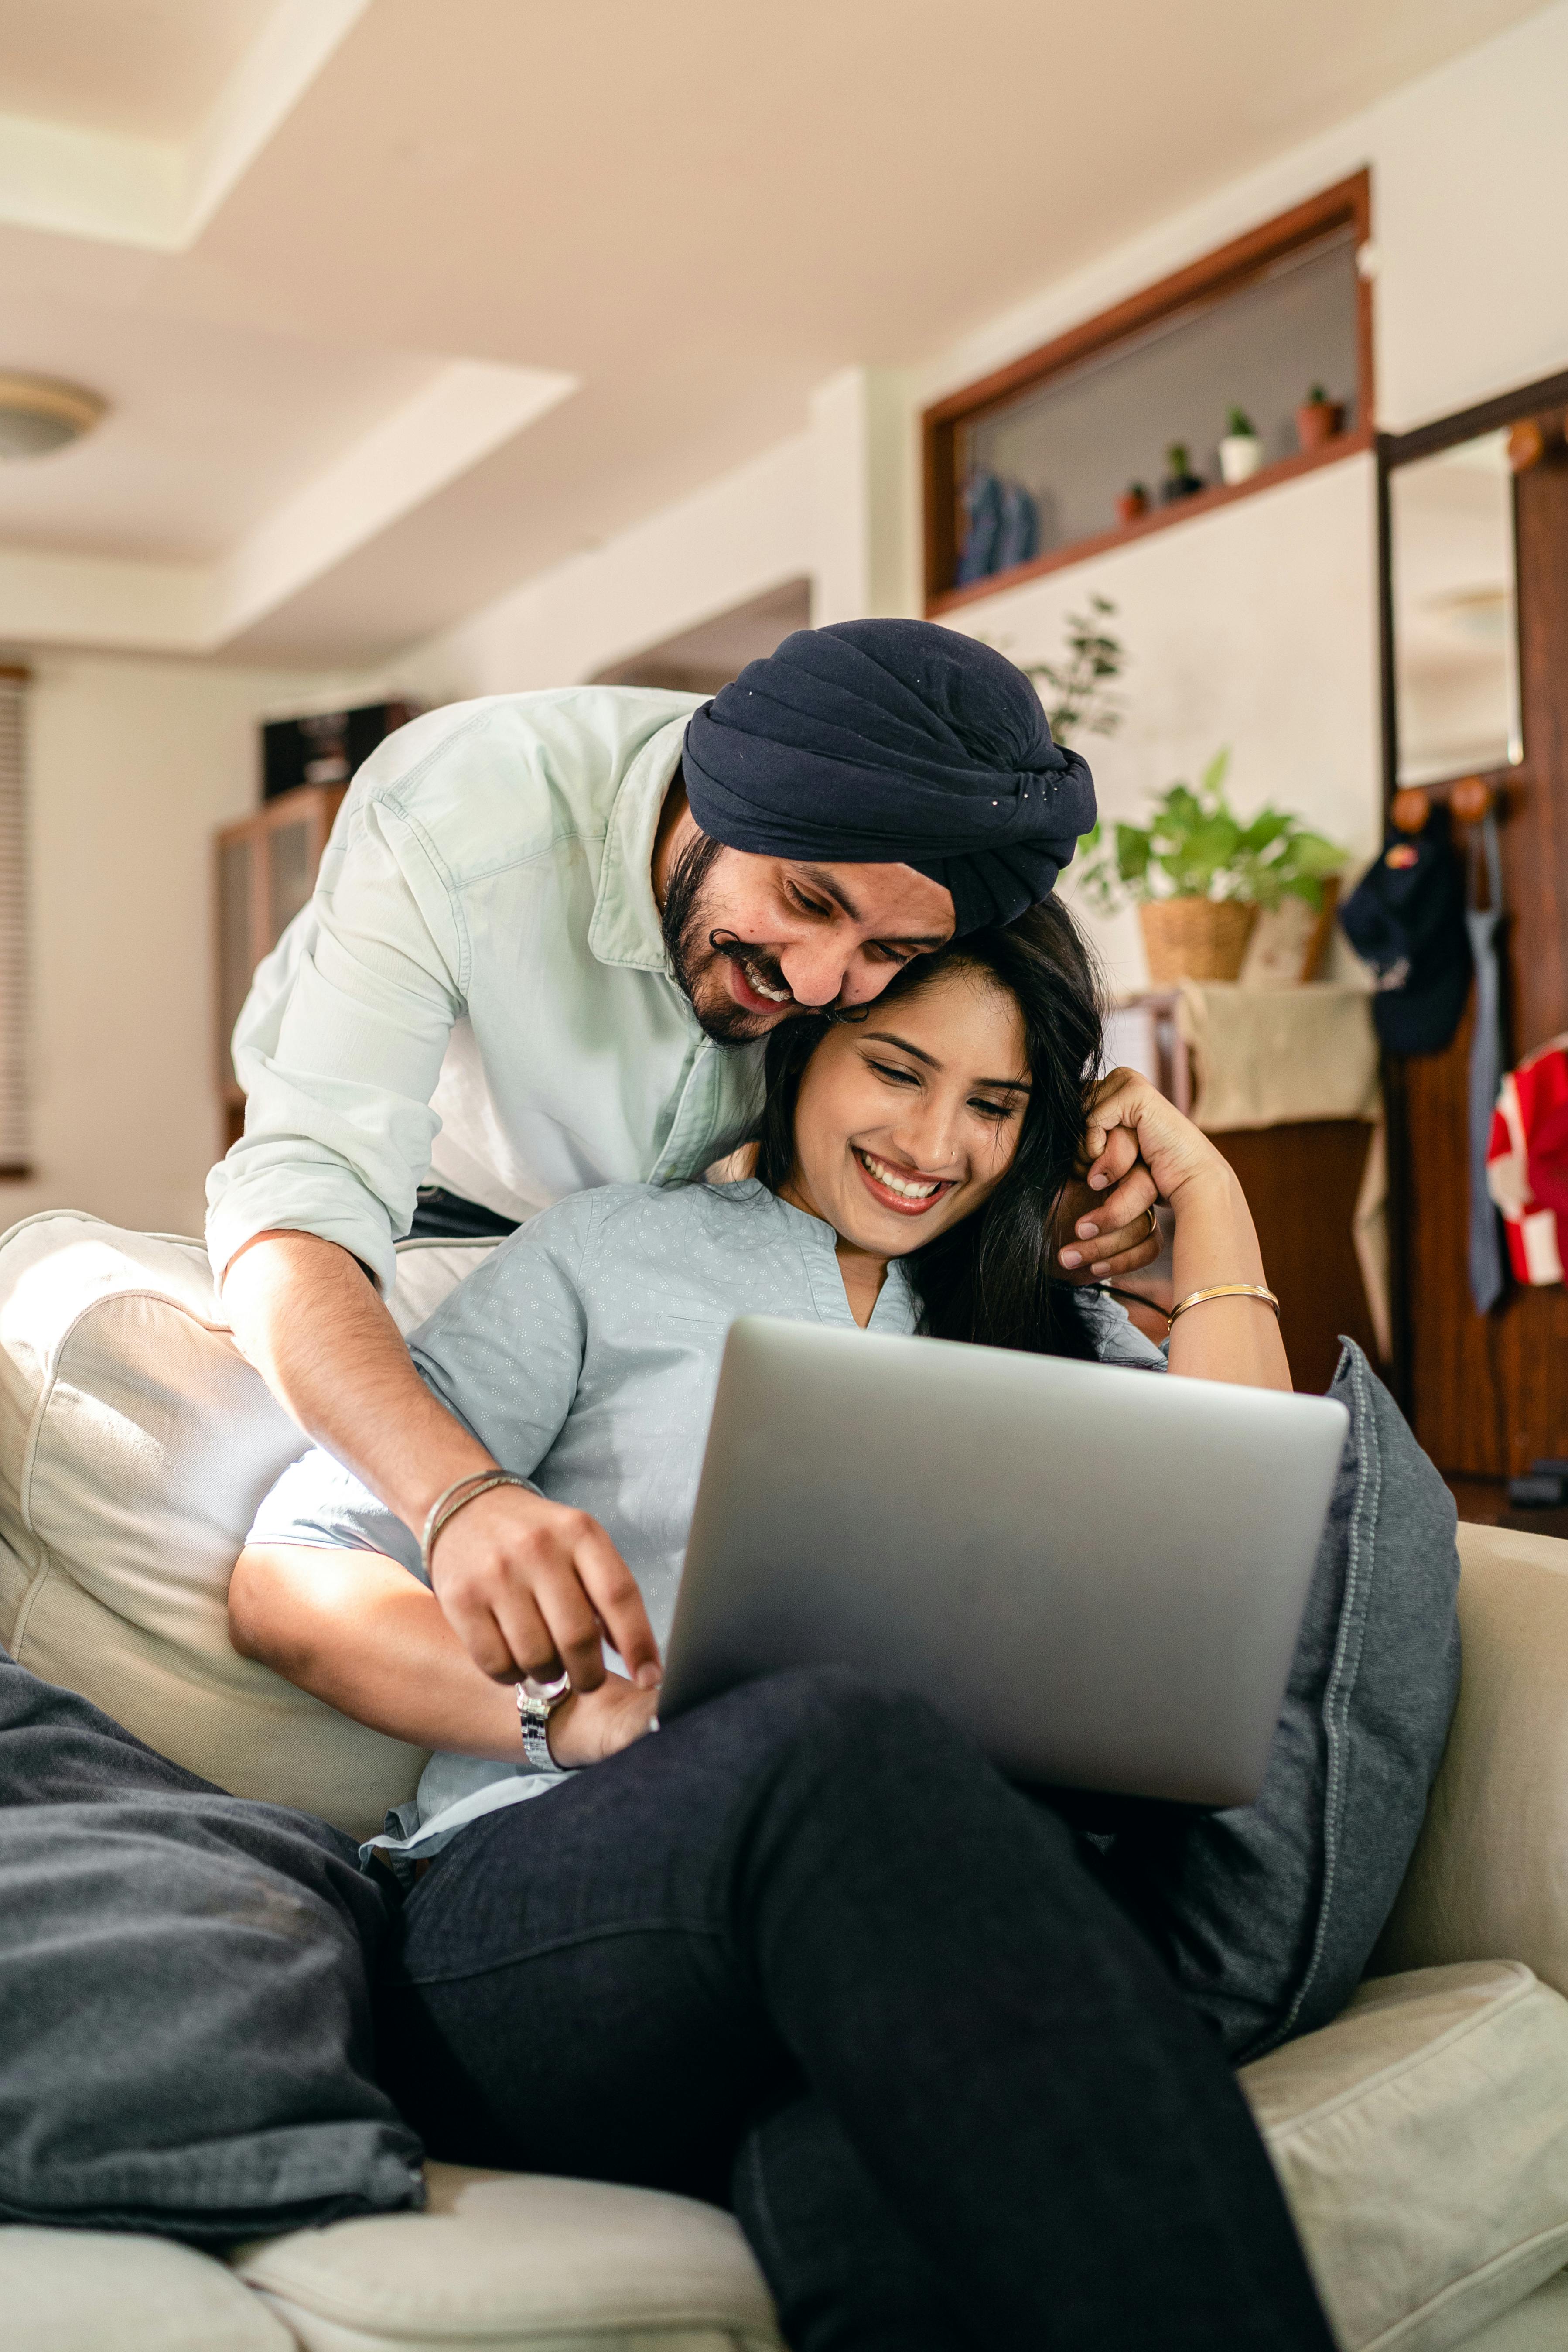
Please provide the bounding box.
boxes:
[1115,480,1149,526]
[1218,406,1263,485]
[1077,749,1345,984]
[1018,595,1125,746]
[1160,443,1205,503]
[1296,383,1343,453]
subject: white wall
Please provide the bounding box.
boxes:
[919,0,1568,436]
[944,460,1382,991]
[401,434,816,706]
[902,0,1568,989]
[4,649,368,1239]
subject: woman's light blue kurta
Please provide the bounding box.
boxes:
[248,1179,1164,1858]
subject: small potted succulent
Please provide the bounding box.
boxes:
[1160,442,1205,503]
[1218,406,1263,485]
[1077,750,1345,985]
[1296,383,1343,453]
[1115,480,1150,526]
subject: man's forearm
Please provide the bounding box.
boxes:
[222,1230,493,1531]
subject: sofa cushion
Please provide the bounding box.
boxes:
[0,1213,494,1840]
[0,1654,424,2243]
[1457,2272,1568,2352]
[1241,1960,1568,2352]
[232,2161,784,2350]
[1377,1523,1568,2004]
[4,2225,298,2352]
[1099,1338,1461,2061]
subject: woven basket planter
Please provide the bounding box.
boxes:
[1138,896,1258,985]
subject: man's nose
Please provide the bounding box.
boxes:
[777,939,852,1008]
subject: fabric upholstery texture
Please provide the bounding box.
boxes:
[1377,1522,1568,2003]
[232,2163,785,2351]
[3,2225,298,2352]
[1242,1961,1568,2352]
[0,1213,487,1839]
[0,1654,424,2241]
[1455,2273,1568,2352]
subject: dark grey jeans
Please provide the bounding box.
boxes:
[375,1668,1333,2352]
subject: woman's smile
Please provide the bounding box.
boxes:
[851,1146,956,1215]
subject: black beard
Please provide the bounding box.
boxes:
[660,831,793,1045]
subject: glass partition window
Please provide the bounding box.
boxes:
[1390,429,1521,787]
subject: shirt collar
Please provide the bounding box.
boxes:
[717,1179,919,1323]
[588,715,690,971]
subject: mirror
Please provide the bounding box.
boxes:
[1389,427,1521,787]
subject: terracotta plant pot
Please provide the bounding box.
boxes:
[1116,486,1148,526]
[1295,397,1343,454]
[1139,897,1259,985]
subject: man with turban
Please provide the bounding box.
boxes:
[211,620,1159,1687]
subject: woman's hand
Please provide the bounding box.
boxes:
[1054,1072,1165,1281]
[1080,1068,1291,1391]
[547,1671,661,1767]
[1081,1067,1232,1212]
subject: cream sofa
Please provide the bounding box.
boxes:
[2,1207,1568,2352]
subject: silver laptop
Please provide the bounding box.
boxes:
[659,1316,1349,1808]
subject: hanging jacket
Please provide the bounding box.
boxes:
[1485,1034,1568,1287]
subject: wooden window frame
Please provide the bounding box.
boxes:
[922,169,1373,615]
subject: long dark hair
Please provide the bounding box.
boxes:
[752,898,1107,1360]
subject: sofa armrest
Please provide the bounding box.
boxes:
[1374,1522,1568,1996]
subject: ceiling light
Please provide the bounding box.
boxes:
[0,375,107,461]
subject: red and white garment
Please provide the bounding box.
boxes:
[1486,1034,1568,1286]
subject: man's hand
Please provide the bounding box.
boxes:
[1052,1068,1164,1282]
[428,1484,662,1695]
[547,1670,661,1768]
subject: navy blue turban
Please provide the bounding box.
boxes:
[681,619,1097,934]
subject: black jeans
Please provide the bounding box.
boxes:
[375,1668,1332,2352]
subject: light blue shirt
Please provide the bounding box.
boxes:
[248,1179,1166,1858]
[207,689,765,1294]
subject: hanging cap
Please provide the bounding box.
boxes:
[1338,804,1472,1055]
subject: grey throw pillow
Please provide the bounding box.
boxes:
[1100,1339,1462,2063]
[0,1652,425,2243]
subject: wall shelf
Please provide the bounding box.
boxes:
[929,424,1374,614]
[923,171,1373,613]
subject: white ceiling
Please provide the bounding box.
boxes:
[0,0,1550,668]
[0,0,275,141]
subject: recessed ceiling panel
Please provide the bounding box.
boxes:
[0,0,275,142]
[0,289,439,561]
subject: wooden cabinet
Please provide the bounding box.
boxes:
[215,784,345,1149]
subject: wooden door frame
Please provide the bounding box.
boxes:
[1378,365,1568,1421]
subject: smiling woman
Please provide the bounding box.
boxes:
[753,899,1109,1355]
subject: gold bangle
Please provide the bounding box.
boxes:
[1166,1282,1280,1332]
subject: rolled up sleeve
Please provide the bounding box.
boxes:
[206,794,466,1293]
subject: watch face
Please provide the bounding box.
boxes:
[520,1669,572,1704]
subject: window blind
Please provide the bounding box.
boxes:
[0,669,29,1170]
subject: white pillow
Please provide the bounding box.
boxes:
[0,1212,495,1839]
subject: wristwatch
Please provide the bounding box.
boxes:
[516,1671,572,1771]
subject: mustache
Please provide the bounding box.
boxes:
[707,931,794,1002]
